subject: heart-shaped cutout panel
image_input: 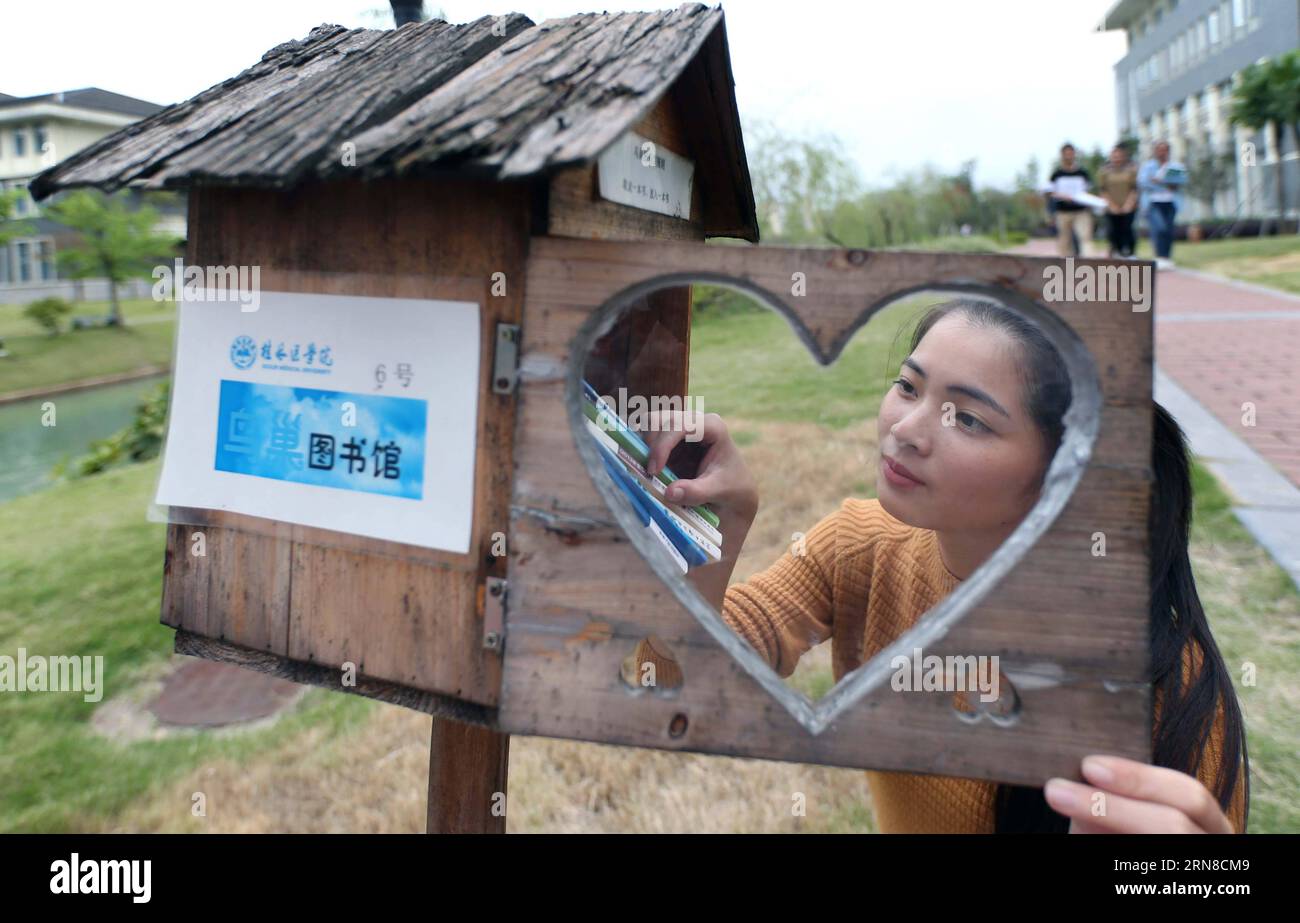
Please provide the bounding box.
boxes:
[572,279,1093,734]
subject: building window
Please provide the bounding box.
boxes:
[1232,0,1245,28]
[1208,11,1219,43]
[36,240,55,281]
[33,125,48,156]
[16,241,31,282]
[11,182,30,217]
[8,238,53,284]
[12,128,26,157]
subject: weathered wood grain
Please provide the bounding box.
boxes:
[159,177,532,706]
[501,236,1154,787]
[29,6,758,241]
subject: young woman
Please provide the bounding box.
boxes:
[641,296,1250,834]
[1099,144,1139,258]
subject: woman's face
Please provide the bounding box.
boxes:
[876,313,1050,535]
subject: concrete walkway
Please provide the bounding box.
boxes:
[1014,237,1300,589]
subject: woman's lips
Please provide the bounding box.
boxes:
[882,455,926,488]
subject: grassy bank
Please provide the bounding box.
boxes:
[0,461,372,833]
[0,298,175,397]
[1137,233,1300,294]
[2,284,1295,833]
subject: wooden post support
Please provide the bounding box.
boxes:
[426,718,509,834]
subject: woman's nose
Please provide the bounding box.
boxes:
[891,406,931,452]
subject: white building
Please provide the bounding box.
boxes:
[1101,0,1299,223]
[0,87,183,303]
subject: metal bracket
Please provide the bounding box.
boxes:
[492,323,520,394]
[483,577,506,653]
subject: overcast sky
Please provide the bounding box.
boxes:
[1,0,1129,189]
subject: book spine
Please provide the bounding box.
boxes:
[595,440,709,568]
[645,517,690,573]
[580,391,723,531]
[596,444,689,573]
[638,483,722,561]
[582,419,724,548]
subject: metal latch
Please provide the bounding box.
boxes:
[483,577,506,652]
[492,323,520,394]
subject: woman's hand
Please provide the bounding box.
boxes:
[641,409,759,520]
[1044,755,1235,833]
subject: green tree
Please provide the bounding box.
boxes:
[1186,141,1236,219]
[40,190,180,326]
[0,187,32,248]
[744,118,864,245]
[1229,50,1300,231]
[1081,146,1107,187]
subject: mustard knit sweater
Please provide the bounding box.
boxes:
[714,496,1247,833]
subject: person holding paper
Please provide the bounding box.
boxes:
[1138,140,1187,269]
[1098,143,1139,258]
[1048,143,1094,258]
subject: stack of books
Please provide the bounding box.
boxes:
[581,379,724,573]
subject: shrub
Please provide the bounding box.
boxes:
[23,297,73,335]
[66,379,170,477]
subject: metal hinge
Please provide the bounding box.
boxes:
[492,323,520,394]
[483,577,507,653]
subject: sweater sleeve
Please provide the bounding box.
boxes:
[1155,637,1248,833]
[719,505,839,678]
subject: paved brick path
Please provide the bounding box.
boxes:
[1016,238,1300,488]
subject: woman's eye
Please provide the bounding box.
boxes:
[892,377,915,396]
[957,411,989,433]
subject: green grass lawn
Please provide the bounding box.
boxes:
[1,274,1294,832]
[0,297,174,339]
[689,292,934,429]
[0,460,373,833]
[0,301,175,397]
[1134,233,1300,294]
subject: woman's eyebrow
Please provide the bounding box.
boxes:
[902,357,1011,419]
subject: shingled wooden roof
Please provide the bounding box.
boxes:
[31,4,757,240]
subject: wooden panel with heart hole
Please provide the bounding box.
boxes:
[501,235,1152,787]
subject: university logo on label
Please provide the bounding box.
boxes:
[230,335,257,369]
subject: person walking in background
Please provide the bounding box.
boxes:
[1099,143,1138,258]
[1049,143,1094,258]
[1138,140,1188,269]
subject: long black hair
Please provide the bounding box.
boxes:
[902,298,1250,833]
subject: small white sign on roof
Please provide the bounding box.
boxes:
[597,129,694,220]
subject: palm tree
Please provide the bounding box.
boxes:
[1229,51,1300,233]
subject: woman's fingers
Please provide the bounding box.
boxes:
[643,410,719,476]
[664,466,728,506]
[1045,779,1204,833]
[1044,755,1233,834]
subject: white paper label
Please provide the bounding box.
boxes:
[597,129,694,220]
[154,290,480,552]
